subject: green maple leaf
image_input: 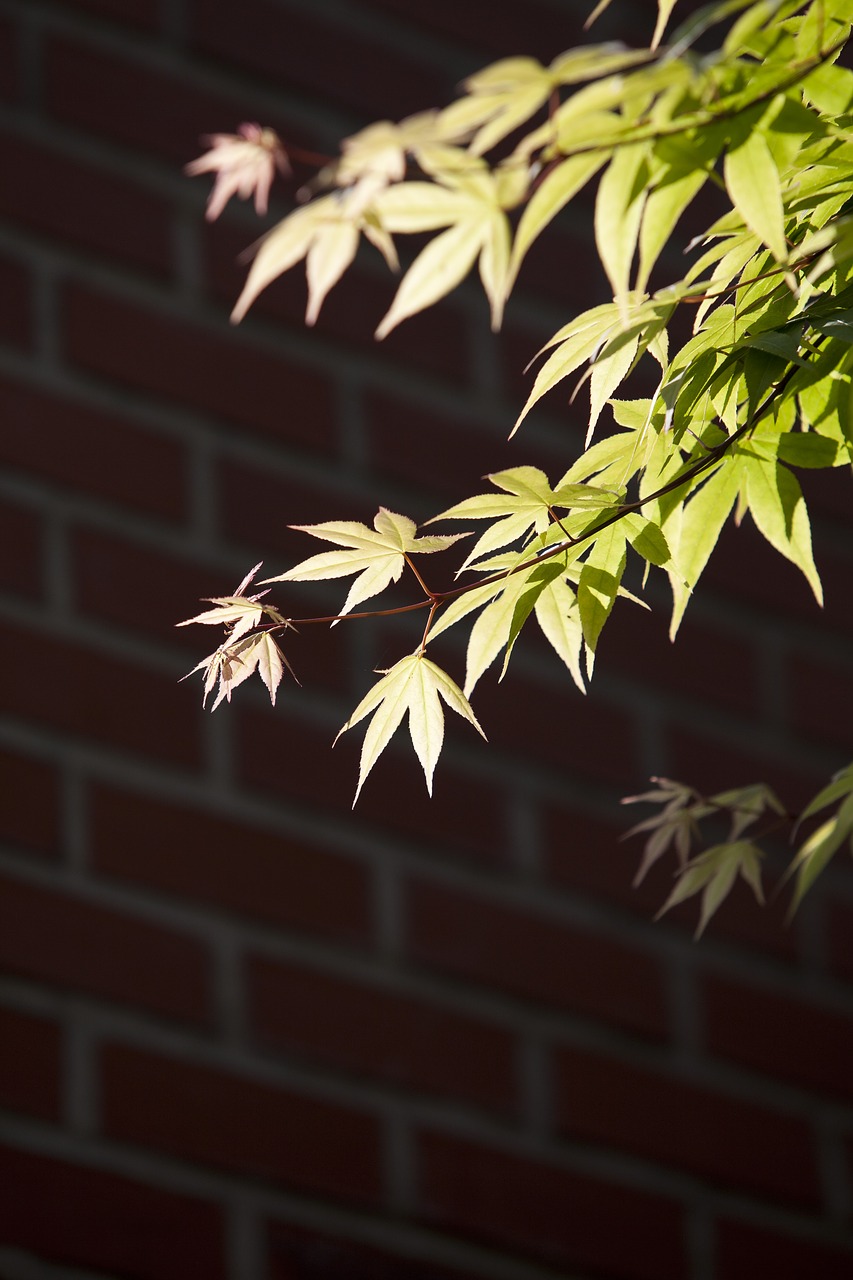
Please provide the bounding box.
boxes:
[336,652,486,801]
[264,508,466,617]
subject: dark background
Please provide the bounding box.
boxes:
[1,0,853,1277]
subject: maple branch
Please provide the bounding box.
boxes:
[265,356,801,638]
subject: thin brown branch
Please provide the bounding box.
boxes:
[266,357,800,635]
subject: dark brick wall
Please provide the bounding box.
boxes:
[1,1,853,1278]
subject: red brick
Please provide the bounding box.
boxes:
[554,1044,818,1204]
[827,900,853,986]
[0,376,187,521]
[809,536,853,637]
[46,35,315,167]
[216,455,373,557]
[189,0,452,122]
[101,1041,382,1204]
[664,726,826,817]
[406,876,668,1037]
[0,17,18,103]
[383,0,652,57]
[360,0,587,62]
[474,672,639,786]
[236,703,510,866]
[204,219,471,386]
[0,1143,227,1280]
[363,388,567,504]
[58,0,158,28]
[789,651,853,752]
[498,316,590,419]
[704,974,853,1100]
[597,606,760,715]
[0,129,172,275]
[0,873,211,1024]
[62,284,335,452]
[0,619,201,766]
[715,1218,853,1279]
[0,747,60,858]
[71,527,243,652]
[248,954,516,1112]
[268,1219,490,1280]
[0,1005,61,1120]
[800,462,853,525]
[0,251,32,348]
[704,516,838,629]
[513,219,604,311]
[0,496,41,598]
[545,801,661,904]
[91,782,372,944]
[418,1130,686,1279]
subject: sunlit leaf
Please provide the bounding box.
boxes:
[595,142,649,308]
[534,571,586,692]
[743,454,823,603]
[337,653,485,800]
[723,128,787,262]
[266,509,466,617]
[376,218,486,339]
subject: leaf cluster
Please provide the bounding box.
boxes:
[181,0,853,920]
[624,765,853,928]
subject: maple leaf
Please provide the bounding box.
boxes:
[432,465,621,571]
[177,561,287,641]
[372,155,524,336]
[178,562,296,707]
[263,508,467,618]
[336,652,486,801]
[335,110,470,214]
[185,123,290,221]
[231,190,398,328]
[184,632,295,710]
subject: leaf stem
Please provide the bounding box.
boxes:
[404,552,437,600]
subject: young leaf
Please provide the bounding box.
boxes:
[266,509,466,617]
[637,167,709,292]
[594,142,649,308]
[463,567,542,695]
[656,841,763,938]
[668,458,743,637]
[433,467,557,570]
[305,220,360,326]
[723,128,787,262]
[255,632,290,704]
[743,455,823,604]
[336,653,485,800]
[183,630,295,711]
[796,762,853,829]
[577,522,627,666]
[177,596,268,640]
[533,571,586,692]
[787,791,853,913]
[376,217,487,339]
[514,305,621,431]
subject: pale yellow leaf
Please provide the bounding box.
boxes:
[306,220,360,325]
[724,130,787,262]
[231,199,333,323]
[376,217,486,339]
[478,209,511,330]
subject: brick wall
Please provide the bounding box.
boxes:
[1,1,852,1278]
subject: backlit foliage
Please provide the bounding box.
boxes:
[182,0,853,928]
